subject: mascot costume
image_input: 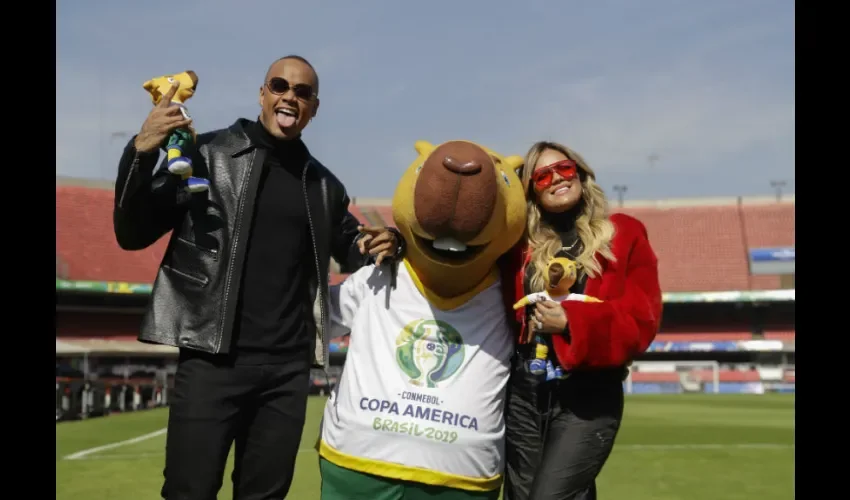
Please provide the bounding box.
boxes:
[142,70,210,193]
[318,140,527,500]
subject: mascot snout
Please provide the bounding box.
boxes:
[548,263,565,289]
[414,141,498,243]
[392,138,526,300]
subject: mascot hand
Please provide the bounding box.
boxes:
[357,226,401,266]
[512,292,553,310]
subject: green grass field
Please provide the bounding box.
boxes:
[56,394,794,500]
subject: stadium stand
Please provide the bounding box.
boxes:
[57,183,170,283]
[57,181,793,292]
[56,177,794,419]
[612,202,794,291]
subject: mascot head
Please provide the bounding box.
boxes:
[392,140,527,307]
[545,257,578,296]
[143,71,199,106]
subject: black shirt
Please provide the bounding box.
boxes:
[523,206,587,296]
[523,206,586,349]
[522,207,628,379]
[230,119,313,365]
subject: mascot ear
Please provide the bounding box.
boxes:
[414,140,435,156]
[142,79,161,104]
[503,155,524,177]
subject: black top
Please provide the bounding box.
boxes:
[230,119,313,366]
[521,207,628,380]
[523,205,586,350]
[523,205,587,296]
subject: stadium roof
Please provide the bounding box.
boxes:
[56,177,794,294]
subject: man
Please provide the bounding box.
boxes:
[113,55,404,500]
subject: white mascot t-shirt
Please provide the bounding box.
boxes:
[318,262,513,492]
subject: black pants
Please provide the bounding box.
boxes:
[160,350,311,500]
[503,348,624,500]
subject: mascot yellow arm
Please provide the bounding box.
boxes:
[512,296,532,310]
[512,292,602,309]
[512,292,552,310]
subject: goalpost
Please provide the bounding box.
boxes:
[625,360,721,394]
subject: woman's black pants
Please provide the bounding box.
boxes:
[502,347,625,500]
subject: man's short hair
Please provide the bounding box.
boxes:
[266,55,319,95]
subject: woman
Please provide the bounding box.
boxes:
[499,141,663,500]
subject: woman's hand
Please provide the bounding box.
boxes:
[532,300,568,334]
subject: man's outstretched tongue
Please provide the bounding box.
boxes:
[277,112,296,129]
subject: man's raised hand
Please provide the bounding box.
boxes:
[134,82,193,153]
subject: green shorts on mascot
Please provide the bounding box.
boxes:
[317,139,527,500]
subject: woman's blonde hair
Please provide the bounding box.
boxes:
[521,141,616,293]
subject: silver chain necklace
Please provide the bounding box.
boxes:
[561,235,580,253]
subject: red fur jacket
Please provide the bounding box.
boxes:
[499,213,663,369]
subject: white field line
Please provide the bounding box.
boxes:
[62,428,168,460]
[62,435,792,462]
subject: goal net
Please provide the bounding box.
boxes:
[625,360,720,394]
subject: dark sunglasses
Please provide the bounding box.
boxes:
[266,77,317,100]
[531,159,578,190]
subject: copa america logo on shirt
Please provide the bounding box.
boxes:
[395,319,465,388]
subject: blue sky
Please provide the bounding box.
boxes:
[57,0,794,201]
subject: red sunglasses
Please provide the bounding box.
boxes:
[531,159,578,190]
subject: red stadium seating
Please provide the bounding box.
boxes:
[741,204,796,290]
[654,332,753,342]
[56,181,794,293]
[763,330,795,342]
[373,206,395,228]
[56,186,170,283]
[57,184,348,285]
[347,205,368,226]
[630,370,763,383]
[613,203,794,292]
[352,205,393,228]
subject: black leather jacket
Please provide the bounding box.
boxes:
[113,118,401,368]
